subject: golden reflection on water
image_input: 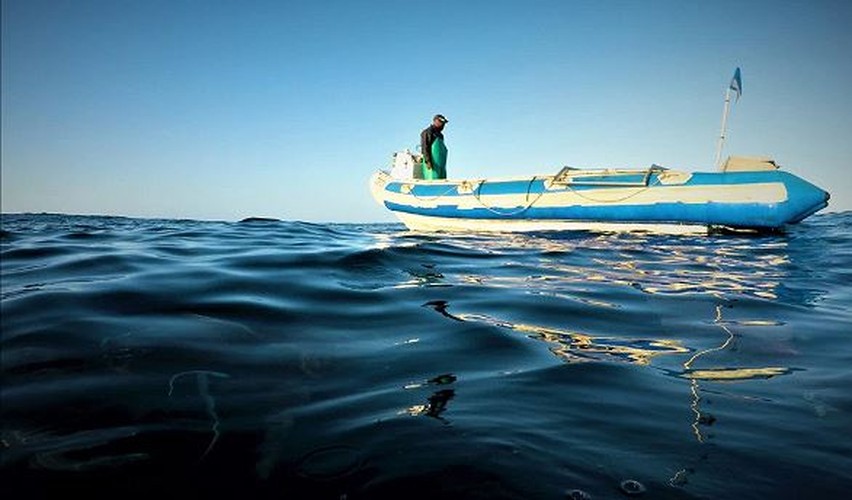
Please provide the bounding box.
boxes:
[428,299,794,487]
[443,232,791,300]
[373,228,792,302]
[399,389,455,422]
[681,304,792,444]
[669,303,793,486]
[392,230,797,459]
[455,312,689,365]
[684,367,790,380]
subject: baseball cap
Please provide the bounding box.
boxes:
[434,114,448,123]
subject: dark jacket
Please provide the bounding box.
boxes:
[420,125,444,167]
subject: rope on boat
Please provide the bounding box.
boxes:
[472,176,548,216]
[402,169,664,216]
[470,173,664,215]
[559,175,663,203]
[406,184,461,202]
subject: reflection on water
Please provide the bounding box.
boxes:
[453,312,689,365]
[684,366,790,380]
[1,426,148,472]
[404,229,798,377]
[402,264,447,288]
[168,370,230,460]
[422,300,464,321]
[668,302,796,487]
[401,373,458,421]
[436,232,792,300]
[401,389,456,422]
[410,230,804,492]
[683,304,792,438]
[416,280,801,491]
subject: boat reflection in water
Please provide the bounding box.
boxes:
[446,231,793,301]
[669,302,795,487]
[409,229,803,487]
[453,312,690,365]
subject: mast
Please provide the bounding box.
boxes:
[714,87,732,169]
[715,67,741,170]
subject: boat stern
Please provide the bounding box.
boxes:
[369,170,392,207]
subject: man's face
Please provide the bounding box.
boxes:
[433,119,446,131]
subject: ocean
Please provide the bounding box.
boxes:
[2,213,851,499]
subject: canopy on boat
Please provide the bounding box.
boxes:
[721,156,778,172]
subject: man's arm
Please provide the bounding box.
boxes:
[420,128,434,168]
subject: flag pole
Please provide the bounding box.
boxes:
[715,67,741,169]
[715,86,732,169]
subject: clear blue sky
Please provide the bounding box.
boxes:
[3,0,851,221]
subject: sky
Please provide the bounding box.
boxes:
[2,0,851,222]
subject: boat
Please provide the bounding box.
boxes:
[369,154,829,233]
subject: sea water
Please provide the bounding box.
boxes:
[2,213,851,499]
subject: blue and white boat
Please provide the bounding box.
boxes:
[369,155,829,233]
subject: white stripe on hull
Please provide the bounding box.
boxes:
[393,212,709,234]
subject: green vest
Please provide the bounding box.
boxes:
[421,137,448,180]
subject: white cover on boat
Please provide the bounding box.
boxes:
[390,149,420,179]
[721,156,778,172]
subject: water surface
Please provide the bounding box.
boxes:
[2,213,851,498]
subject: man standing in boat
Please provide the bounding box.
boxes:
[420,114,448,180]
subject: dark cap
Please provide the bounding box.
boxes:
[433,114,448,123]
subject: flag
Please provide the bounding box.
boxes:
[729,67,742,101]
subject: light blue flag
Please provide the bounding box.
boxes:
[729,67,742,101]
